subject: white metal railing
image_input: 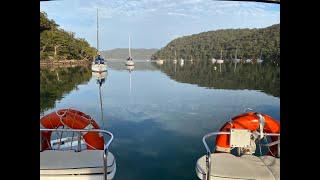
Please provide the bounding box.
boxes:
[40,128,114,180]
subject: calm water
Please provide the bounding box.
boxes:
[40,59,280,180]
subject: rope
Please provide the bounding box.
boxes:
[48,107,101,151]
[240,137,257,155]
[54,108,78,150]
[83,141,98,150]
[255,112,266,140]
[257,140,280,147]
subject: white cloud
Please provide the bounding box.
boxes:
[168,12,188,17]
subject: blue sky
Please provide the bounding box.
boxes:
[40,0,280,51]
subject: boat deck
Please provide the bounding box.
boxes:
[196,153,280,180]
[40,150,116,179]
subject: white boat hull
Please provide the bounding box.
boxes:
[92,64,108,72]
[125,61,134,66]
[156,60,163,65]
[257,59,263,63]
[216,60,224,64]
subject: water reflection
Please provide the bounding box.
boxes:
[92,71,108,86]
[152,60,280,97]
[40,61,279,180]
[40,66,91,114]
[126,65,134,94]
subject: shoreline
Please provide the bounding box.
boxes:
[40,59,91,67]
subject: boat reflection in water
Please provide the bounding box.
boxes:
[92,71,108,86]
[126,65,134,94]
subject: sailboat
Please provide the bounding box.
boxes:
[257,49,263,63]
[92,8,108,73]
[180,58,184,67]
[211,57,216,64]
[173,51,177,63]
[125,35,134,66]
[216,50,224,64]
[234,49,240,63]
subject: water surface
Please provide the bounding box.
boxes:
[40,59,280,180]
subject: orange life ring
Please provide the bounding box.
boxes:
[40,109,104,151]
[215,112,280,156]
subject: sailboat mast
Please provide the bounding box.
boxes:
[235,49,237,60]
[129,35,131,58]
[175,50,176,60]
[97,8,99,53]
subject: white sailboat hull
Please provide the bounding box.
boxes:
[216,60,224,64]
[125,61,134,66]
[257,59,263,63]
[156,60,163,65]
[92,64,108,72]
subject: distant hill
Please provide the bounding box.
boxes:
[151,24,280,63]
[100,48,159,60]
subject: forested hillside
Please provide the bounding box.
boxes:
[151,24,280,63]
[40,11,97,61]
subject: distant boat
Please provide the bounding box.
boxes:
[245,59,252,63]
[125,35,134,66]
[257,50,263,63]
[156,59,164,65]
[234,49,240,63]
[216,50,224,64]
[180,58,184,67]
[173,51,177,63]
[92,8,107,73]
